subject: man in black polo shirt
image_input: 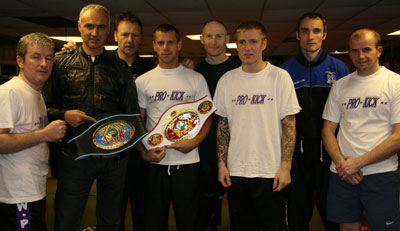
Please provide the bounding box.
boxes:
[194,20,240,231]
[112,12,156,231]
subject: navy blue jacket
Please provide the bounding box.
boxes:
[281,49,349,139]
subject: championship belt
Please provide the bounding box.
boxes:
[66,114,147,160]
[143,95,216,150]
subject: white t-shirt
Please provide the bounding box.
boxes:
[322,67,400,175]
[0,77,49,204]
[136,65,211,165]
[214,63,301,178]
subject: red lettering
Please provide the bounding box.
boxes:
[118,129,126,141]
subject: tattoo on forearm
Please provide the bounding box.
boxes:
[282,115,296,162]
[217,117,230,163]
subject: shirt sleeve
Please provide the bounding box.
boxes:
[389,74,400,125]
[278,71,301,119]
[135,76,147,109]
[322,81,341,123]
[0,88,18,130]
[194,73,211,100]
[213,74,228,118]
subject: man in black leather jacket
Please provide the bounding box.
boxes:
[43,4,146,231]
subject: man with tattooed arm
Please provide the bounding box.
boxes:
[213,21,301,230]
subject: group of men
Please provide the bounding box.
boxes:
[0,3,399,231]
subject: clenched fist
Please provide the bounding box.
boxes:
[43,120,67,142]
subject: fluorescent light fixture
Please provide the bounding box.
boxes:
[388,30,400,36]
[186,34,201,40]
[227,43,237,49]
[104,45,118,50]
[226,53,231,56]
[139,54,156,58]
[329,50,348,55]
[50,36,82,43]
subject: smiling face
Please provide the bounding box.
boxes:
[201,21,229,58]
[78,9,110,56]
[17,44,54,90]
[114,20,142,59]
[153,30,182,69]
[236,28,267,71]
[296,17,326,59]
[348,31,382,76]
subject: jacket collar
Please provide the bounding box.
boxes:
[79,46,107,61]
[295,48,327,67]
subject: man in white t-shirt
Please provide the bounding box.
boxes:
[322,28,400,231]
[0,33,66,231]
[214,21,301,230]
[136,24,211,231]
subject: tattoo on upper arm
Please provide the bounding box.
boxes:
[217,117,230,163]
[282,115,296,162]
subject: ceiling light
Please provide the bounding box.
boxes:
[139,54,156,58]
[227,43,237,49]
[186,34,201,40]
[50,36,82,43]
[104,45,118,51]
[387,30,400,36]
[329,50,348,54]
[226,53,231,56]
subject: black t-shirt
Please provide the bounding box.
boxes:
[194,56,241,161]
[195,56,241,97]
[111,50,156,80]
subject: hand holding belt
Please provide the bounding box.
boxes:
[142,95,216,150]
[65,114,147,160]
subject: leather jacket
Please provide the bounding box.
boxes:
[43,46,142,142]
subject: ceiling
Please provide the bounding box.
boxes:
[1,0,400,58]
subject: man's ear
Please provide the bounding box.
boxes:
[296,31,300,41]
[16,56,24,69]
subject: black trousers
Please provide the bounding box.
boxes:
[119,150,146,231]
[228,176,287,231]
[143,162,200,231]
[287,138,339,231]
[54,153,128,231]
[199,159,227,231]
[0,197,47,231]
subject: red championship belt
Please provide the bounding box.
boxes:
[143,95,216,150]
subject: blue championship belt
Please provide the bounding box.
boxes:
[142,95,216,150]
[66,114,147,160]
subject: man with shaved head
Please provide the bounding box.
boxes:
[194,20,240,231]
[322,28,400,231]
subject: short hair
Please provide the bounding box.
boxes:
[202,20,228,34]
[153,24,181,42]
[79,4,110,25]
[350,28,381,47]
[297,12,327,33]
[114,11,143,34]
[236,20,267,40]
[17,33,55,61]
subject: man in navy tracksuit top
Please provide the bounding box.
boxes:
[281,12,349,231]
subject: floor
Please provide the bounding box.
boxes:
[45,176,326,231]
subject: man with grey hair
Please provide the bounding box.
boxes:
[0,32,66,230]
[43,4,148,231]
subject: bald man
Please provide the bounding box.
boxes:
[194,20,240,231]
